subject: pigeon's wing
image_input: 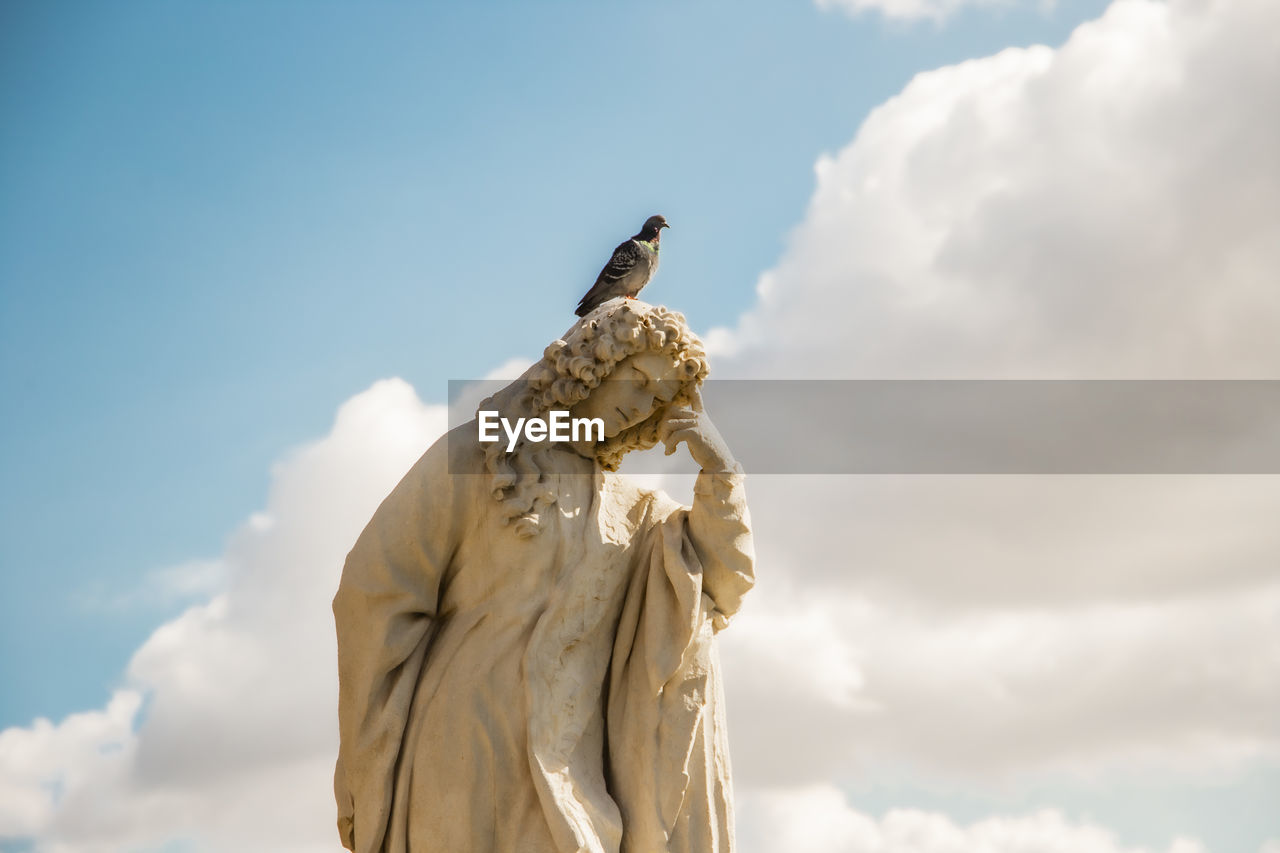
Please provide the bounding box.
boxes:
[575,240,642,316]
[595,239,644,285]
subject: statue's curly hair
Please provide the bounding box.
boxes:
[479,300,709,537]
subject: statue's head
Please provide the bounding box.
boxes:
[481,299,708,535]
[526,300,708,468]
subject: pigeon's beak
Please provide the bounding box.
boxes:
[661,222,670,230]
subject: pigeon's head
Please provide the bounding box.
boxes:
[640,215,669,238]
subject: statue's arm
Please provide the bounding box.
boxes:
[686,468,755,630]
[331,438,461,852]
[658,397,756,629]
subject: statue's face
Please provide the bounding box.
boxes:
[571,351,682,439]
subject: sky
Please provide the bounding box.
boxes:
[1,0,1278,851]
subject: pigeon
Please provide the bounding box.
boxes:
[574,215,669,317]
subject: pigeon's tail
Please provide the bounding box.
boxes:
[574,293,598,317]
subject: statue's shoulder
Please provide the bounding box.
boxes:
[395,421,487,496]
[352,423,490,557]
[441,420,487,474]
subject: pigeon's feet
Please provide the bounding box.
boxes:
[625,295,636,300]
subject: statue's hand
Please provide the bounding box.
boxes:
[658,386,738,473]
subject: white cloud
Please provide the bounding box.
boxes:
[0,691,141,841]
[74,560,228,613]
[738,785,1207,853]
[738,476,1280,607]
[721,531,1280,787]
[713,0,1280,825]
[0,378,444,852]
[719,0,1280,379]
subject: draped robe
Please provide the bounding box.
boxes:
[333,424,755,853]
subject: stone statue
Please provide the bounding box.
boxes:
[333,299,755,853]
